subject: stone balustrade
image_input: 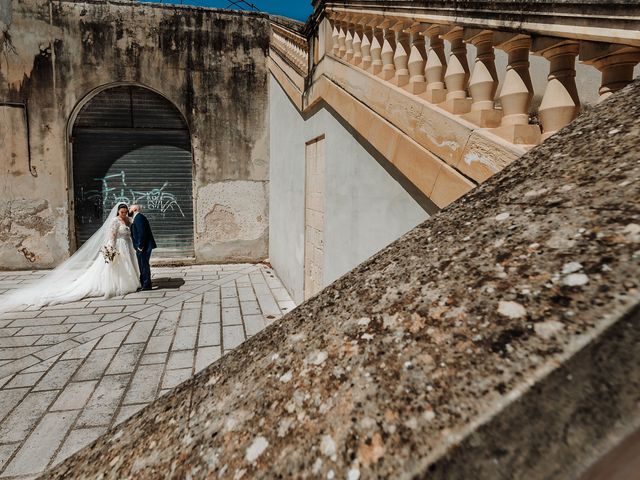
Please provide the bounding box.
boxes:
[323,7,640,146]
[270,23,309,77]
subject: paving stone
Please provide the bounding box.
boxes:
[51,381,98,411]
[94,306,124,314]
[0,327,20,337]
[69,322,105,333]
[171,326,197,351]
[220,286,237,298]
[61,340,98,361]
[106,344,144,375]
[44,301,90,310]
[38,309,91,318]
[1,410,79,477]
[123,364,163,404]
[278,300,297,312]
[131,305,164,319]
[72,318,135,343]
[33,359,84,391]
[162,368,192,390]
[95,330,128,350]
[0,355,40,379]
[8,316,67,328]
[16,324,71,336]
[237,286,256,302]
[4,371,45,389]
[0,388,30,423]
[33,339,82,361]
[178,309,200,326]
[240,300,261,315]
[222,307,242,326]
[88,298,147,307]
[140,353,167,365]
[145,335,172,354]
[222,325,245,350]
[52,427,106,467]
[201,304,220,324]
[0,346,42,360]
[0,310,40,320]
[73,349,117,382]
[243,314,267,337]
[124,320,155,344]
[166,350,194,371]
[198,323,221,347]
[34,333,76,345]
[256,294,282,317]
[76,374,130,428]
[22,354,61,373]
[0,336,41,348]
[114,404,146,425]
[195,346,222,373]
[221,296,239,309]
[63,314,104,324]
[0,443,19,471]
[152,316,179,337]
[0,390,58,443]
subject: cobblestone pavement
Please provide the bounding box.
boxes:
[0,263,295,479]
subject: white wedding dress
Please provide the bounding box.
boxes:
[0,205,141,312]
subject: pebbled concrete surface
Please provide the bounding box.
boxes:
[43,81,640,479]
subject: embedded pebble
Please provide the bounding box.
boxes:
[497,301,527,319]
[320,435,337,459]
[608,128,620,135]
[306,351,328,366]
[495,212,510,221]
[534,320,565,339]
[563,273,589,287]
[245,436,269,463]
[623,223,640,242]
[348,468,361,480]
[279,371,293,383]
[562,262,583,274]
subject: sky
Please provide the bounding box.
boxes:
[142,0,314,21]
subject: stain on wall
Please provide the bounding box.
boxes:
[0,0,270,268]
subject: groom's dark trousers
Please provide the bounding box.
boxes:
[130,213,157,290]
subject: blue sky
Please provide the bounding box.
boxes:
[143,0,314,21]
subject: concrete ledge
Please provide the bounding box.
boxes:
[45,81,640,479]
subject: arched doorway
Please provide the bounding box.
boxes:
[71,85,194,258]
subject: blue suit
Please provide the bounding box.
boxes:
[130,213,157,289]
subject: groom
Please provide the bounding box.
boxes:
[129,205,157,291]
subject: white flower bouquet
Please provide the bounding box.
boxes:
[100,245,119,264]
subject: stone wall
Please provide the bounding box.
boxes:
[269,75,432,303]
[0,0,270,269]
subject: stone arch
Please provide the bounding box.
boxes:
[68,83,194,258]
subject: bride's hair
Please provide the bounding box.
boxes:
[116,203,129,215]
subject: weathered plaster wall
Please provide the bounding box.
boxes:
[0,0,270,268]
[269,75,431,303]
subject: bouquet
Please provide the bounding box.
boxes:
[100,245,119,264]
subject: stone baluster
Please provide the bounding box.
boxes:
[391,20,410,87]
[421,24,447,103]
[379,19,396,80]
[352,21,363,66]
[337,19,347,58]
[580,43,640,103]
[367,19,384,75]
[331,20,340,56]
[405,23,428,94]
[442,27,472,113]
[534,39,580,141]
[463,29,501,127]
[344,18,354,62]
[493,34,541,145]
[360,21,373,70]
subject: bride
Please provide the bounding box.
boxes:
[0,203,141,312]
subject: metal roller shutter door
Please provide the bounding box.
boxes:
[72,86,194,258]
